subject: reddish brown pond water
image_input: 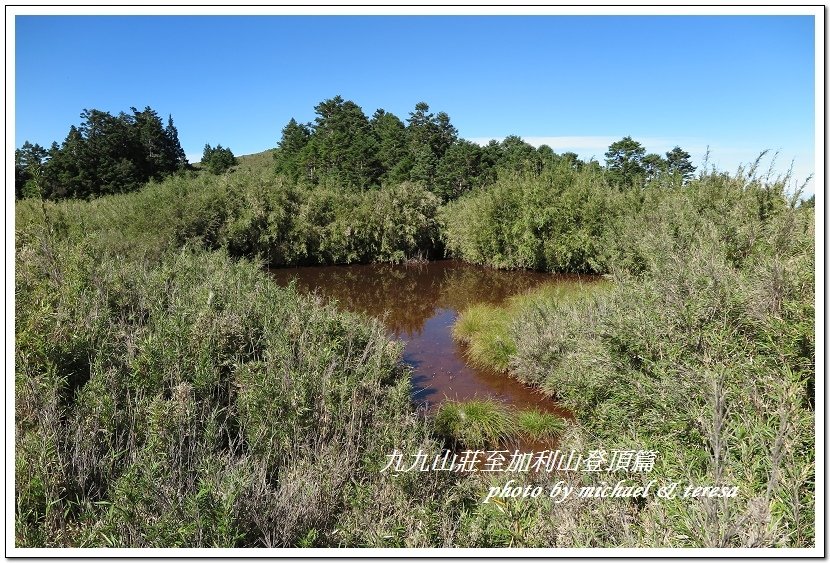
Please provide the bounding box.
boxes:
[270,260,584,415]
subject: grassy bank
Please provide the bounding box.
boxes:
[15,236,425,546]
[15,170,456,546]
[452,279,609,372]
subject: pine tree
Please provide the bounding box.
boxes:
[434,139,484,201]
[33,106,187,199]
[642,153,668,181]
[605,136,646,186]
[164,115,187,169]
[202,144,237,174]
[274,118,311,181]
[15,141,48,198]
[311,96,379,188]
[370,109,409,184]
[665,146,696,182]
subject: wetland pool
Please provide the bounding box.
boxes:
[270,260,587,415]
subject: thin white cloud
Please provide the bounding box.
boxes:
[521,136,621,150]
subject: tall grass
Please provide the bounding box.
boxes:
[452,304,515,372]
[433,400,567,448]
[440,161,626,273]
[16,167,443,267]
[443,164,814,547]
[515,410,566,442]
[434,400,515,448]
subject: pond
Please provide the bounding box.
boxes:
[270,260,582,415]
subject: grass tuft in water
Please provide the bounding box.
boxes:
[452,304,514,372]
[515,409,566,442]
[433,399,514,448]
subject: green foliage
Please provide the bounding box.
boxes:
[201,144,237,175]
[442,161,620,272]
[452,280,609,374]
[22,106,186,200]
[433,401,566,448]
[508,173,814,546]
[273,118,311,181]
[309,96,381,188]
[642,152,667,181]
[605,135,646,186]
[665,145,696,181]
[15,102,813,547]
[371,109,410,185]
[272,96,387,189]
[433,140,487,201]
[15,141,49,198]
[274,98,484,197]
[15,165,443,269]
[452,304,514,372]
[497,135,541,176]
[271,96,652,202]
[14,227,423,546]
[515,410,566,442]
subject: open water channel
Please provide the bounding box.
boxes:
[270,260,583,415]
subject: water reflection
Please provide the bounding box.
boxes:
[269,260,584,412]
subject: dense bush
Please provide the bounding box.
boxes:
[14,168,473,547]
[505,172,815,546]
[14,226,446,546]
[16,168,444,268]
[441,161,626,272]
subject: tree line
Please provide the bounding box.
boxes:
[15,107,187,200]
[16,96,696,201]
[274,96,695,200]
[274,96,578,201]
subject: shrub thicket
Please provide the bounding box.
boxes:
[16,167,443,267]
[15,223,452,546]
[441,161,628,272]
[501,171,815,547]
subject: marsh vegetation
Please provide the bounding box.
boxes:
[15,97,814,548]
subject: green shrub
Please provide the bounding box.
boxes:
[15,151,815,548]
[441,162,623,272]
[452,280,610,374]
[14,234,429,546]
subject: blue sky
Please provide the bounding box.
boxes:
[14,14,817,192]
